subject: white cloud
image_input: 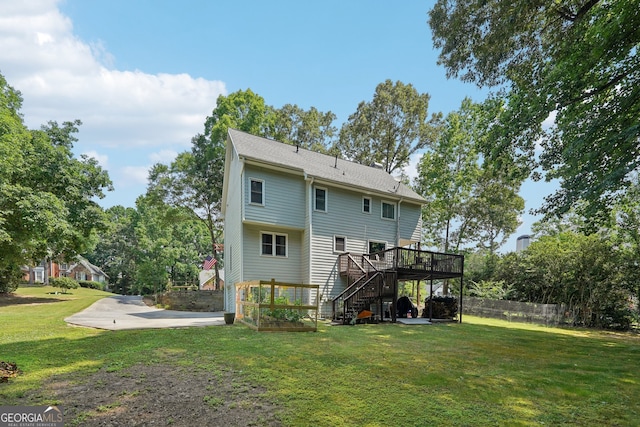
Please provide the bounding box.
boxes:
[82,150,109,169]
[120,166,151,186]
[0,0,226,151]
[149,149,179,165]
[541,110,557,130]
[0,0,226,207]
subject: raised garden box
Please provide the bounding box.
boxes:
[236,279,319,332]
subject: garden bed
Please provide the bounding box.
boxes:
[236,279,319,332]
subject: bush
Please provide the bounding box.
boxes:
[596,300,638,331]
[49,276,79,293]
[0,265,22,294]
[468,280,514,300]
[78,280,105,291]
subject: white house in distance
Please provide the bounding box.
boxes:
[221,129,464,321]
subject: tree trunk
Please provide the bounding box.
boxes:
[207,214,221,291]
[443,219,450,295]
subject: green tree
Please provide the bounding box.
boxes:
[205,88,272,147]
[415,98,524,254]
[136,195,210,294]
[0,73,111,292]
[415,98,481,252]
[337,80,441,174]
[86,205,140,295]
[269,104,337,153]
[148,89,272,289]
[464,172,524,254]
[149,89,338,291]
[611,176,640,317]
[429,0,640,222]
[147,147,225,289]
[485,231,635,329]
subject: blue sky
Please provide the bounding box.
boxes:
[0,0,552,252]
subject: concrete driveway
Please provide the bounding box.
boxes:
[64,295,227,330]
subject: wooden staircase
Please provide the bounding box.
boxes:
[332,248,465,324]
[332,254,395,324]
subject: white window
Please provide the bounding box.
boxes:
[334,236,346,253]
[362,197,371,213]
[250,178,264,205]
[314,187,327,212]
[369,241,387,260]
[382,201,396,220]
[261,232,287,257]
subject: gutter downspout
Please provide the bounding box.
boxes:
[305,173,314,286]
[396,198,403,248]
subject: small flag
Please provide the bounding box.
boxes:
[203,255,216,270]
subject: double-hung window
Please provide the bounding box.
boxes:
[362,197,371,213]
[250,178,264,205]
[381,201,396,220]
[314,187,327,212]
[334,236,346,253]
[261,232,287,257]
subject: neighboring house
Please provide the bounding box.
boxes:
[66,256,108,283]
[22,256,108,284]
[199,269,225,290]
[222,129,462,320]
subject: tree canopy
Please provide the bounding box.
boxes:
[337,80,441,174]
[429,0,640,222]
[269,104,337,153]
[147,89,340,289]
[415,98,524,254]
[0,72,112,292]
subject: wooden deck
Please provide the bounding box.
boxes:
[333,248,464,324]
[338,247,464,281]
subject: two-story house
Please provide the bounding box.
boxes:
[22,255,108,285]
[222,129,464,321]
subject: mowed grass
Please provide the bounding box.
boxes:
[1,287,639,426]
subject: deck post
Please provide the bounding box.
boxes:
[429,278,433,322]
[392,278,397,323]
[459,258,464,323]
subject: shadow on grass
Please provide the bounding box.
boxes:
[0,294,66,307]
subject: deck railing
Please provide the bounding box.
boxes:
[338,248,464,277]
[332,271,386,323]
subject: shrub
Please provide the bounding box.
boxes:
[0,265,22,293]
[264,296,303,322]
[468,280,514,300]
[78,280,105,291]
[49,276,79,293]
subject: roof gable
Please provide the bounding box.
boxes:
[227,129,425,204]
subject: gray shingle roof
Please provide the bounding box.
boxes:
[228,128,425,204]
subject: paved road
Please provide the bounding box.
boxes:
[64,295,227,330]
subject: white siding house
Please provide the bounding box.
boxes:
[221,129,426,315]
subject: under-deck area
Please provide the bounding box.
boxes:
[332,247,464,324]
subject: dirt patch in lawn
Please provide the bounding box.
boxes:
[23,363,283,426]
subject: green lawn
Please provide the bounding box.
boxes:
[1,286,639,426]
